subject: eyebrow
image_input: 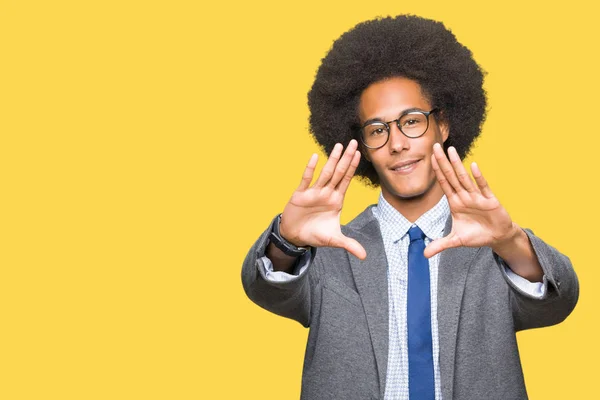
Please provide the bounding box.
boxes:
[362,107,427,126]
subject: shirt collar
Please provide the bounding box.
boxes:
[373,192,450,243]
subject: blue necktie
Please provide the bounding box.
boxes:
[407,226,435,400]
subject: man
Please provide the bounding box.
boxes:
[241,15,578,400]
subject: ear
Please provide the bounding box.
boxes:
[439,120,450,143]
[359,145,371,162]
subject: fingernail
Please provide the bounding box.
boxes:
[449,148,458,161]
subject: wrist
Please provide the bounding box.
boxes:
[491,222,522,254]
[278,215,309,248]
[492,223,543,282]
[269,214,310,257]
[492,222,529,258]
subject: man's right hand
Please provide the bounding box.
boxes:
[278,139,367,260]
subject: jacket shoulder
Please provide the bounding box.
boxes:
[344,204,378,230]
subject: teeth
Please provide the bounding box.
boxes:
[395,161,417,170]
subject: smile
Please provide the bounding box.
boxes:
[390,160,420,174]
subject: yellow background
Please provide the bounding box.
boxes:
[1,0,597,398]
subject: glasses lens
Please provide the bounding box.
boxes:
[399,112,428,137]
[362,123,388,148]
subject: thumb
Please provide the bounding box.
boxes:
[330,234,367,260]
[424,235,460,259]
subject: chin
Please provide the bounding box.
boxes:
[393,187,429,200]
[384,177,438,201]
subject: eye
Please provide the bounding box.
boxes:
[371,127,386,136]
[400,113,426,129]
[364,124,388,137]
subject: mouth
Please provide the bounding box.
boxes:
[390,159,421,174]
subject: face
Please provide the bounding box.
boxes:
[359,77,449,208]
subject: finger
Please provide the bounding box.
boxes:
[327,140,358,188]
[448,147,478,193]
[335,150,361,194]
[297,153,319,191]
[432,143,465,194]
[314,143,343,188]
[471,162,494,198]
[344,237,367,260]
[423,234,461,258]
[431,152,456,197]
[330,234,367,260]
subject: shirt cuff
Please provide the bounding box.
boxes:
[258,249,312,283]
[504,266,547,299]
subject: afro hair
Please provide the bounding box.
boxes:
[307,15,487,186]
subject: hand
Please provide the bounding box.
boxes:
[424,143,519,259]
[279,139,367,260]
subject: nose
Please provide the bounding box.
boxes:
[387,123,410,153]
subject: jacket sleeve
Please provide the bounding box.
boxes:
[241,216,320,327]
[496,229,579,331]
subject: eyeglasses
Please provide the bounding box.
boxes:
[360,108,439,149]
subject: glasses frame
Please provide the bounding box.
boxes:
[359,108,439,149]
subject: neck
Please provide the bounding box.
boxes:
[381,182,445,223]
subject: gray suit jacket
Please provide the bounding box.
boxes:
[241,206,579,400]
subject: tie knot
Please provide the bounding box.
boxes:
[408,226,426,243]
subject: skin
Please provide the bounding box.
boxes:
[269,76,543,282]
[358,77,449,223]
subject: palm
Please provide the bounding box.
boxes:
[446,195,512,246]
[424,144,515,258]
[285,189,344,245]
[280,140,366,259]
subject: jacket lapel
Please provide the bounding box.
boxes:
[437,216,481,400]
[346,216,390,399]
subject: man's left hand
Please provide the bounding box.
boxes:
[424,143,520,259]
